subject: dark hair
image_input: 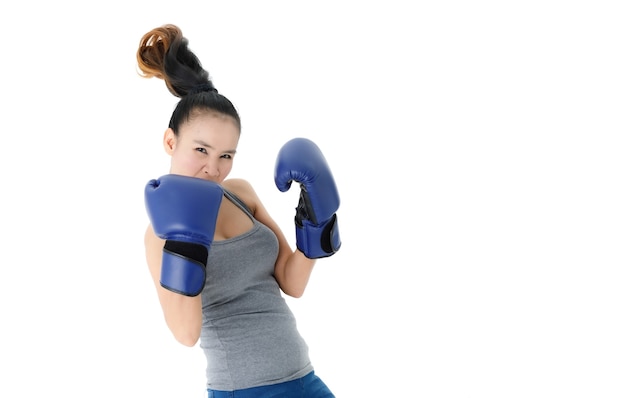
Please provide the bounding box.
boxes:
[136,24,241,134]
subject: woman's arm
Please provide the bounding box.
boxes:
[144,225,203,346]
[257,201,317,298]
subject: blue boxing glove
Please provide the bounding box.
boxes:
[145,174,223,296]
[274,138,341,259]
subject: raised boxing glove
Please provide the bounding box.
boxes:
[145,174,223,296]
[274,137,341,259]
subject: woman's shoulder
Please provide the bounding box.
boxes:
[221,177,253,192]
[221,178,259,213]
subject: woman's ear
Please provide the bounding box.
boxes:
[163,128,176,155]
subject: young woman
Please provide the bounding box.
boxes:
[137,24,341,397]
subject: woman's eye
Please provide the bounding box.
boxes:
[196,148,207,154]
[221,154,232,159]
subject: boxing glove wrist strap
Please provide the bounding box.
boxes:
[164,240,208,265]
[296,214,341,259]
[160,240,208,297]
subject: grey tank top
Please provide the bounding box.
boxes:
[200,190,313,390]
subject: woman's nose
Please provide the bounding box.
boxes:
[203,161,220,178]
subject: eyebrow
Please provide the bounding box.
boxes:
[194,139,237,154]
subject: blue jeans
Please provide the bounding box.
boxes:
[207,371,335,398]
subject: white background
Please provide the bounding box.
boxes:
[1,1,625,397]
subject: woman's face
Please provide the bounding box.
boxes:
[164,112,240,184]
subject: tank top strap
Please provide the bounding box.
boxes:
[223,188,254,218]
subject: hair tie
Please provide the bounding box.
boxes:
[189,83,218,95]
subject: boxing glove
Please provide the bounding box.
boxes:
[274,138,341,259]
[145,174,223,296]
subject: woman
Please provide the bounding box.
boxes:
[137,24,341,397]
